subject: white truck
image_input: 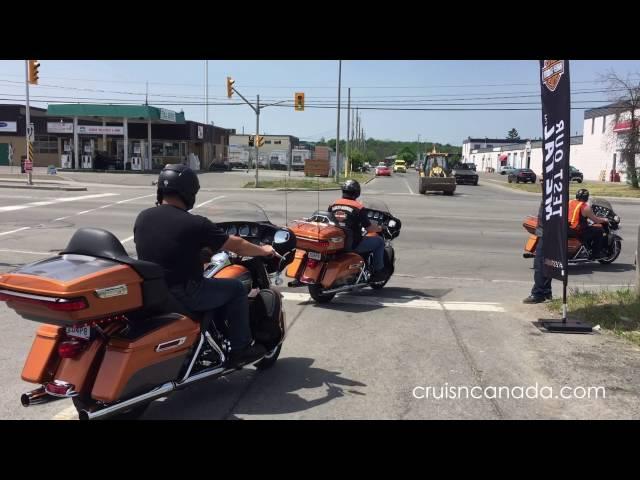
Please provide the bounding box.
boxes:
[268,150,290,170]
[228,146,250,169]
[291,149,311,171]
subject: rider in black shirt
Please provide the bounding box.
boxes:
[134,164,275,366]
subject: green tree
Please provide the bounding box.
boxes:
[507,128,520,140]
[397,146,416,164]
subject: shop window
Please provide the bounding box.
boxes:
[34,135,57,154]
[274,140,282,144]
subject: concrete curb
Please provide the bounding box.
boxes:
[482,178,640,203]
[0,184,87,191]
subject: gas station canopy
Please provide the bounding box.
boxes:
[46,104,185,124]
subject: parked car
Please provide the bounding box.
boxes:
[499,165,516,175]
[569,166,584,183]
[508,168,536,183]
[375,163,391,176]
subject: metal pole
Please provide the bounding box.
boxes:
[255,95,260,187]
[335,60,342,183]
[24,61,33,185]
[346,87,351,177]
[417,134,421,166]
[205,60,209,124]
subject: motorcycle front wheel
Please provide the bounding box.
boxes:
[598,238,622,264]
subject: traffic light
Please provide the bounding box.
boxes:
[248,135,255,147]
[226,76,235,98]
[295,92,304,111]
[256,135,265,147]
[28,60,40,85]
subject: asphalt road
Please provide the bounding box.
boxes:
[0,170,638,420]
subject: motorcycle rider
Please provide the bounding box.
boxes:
[134,164,276,367]
[569,189,609,258]
[328,179,386,282]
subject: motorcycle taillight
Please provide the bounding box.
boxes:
[58,340,86,358]
[307,259,319,268]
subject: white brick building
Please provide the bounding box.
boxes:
[465,102,638,182]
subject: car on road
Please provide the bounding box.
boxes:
[570,166,584,183]
[393,159,407,173]
[375,163,391,176]
[499,165,516,175]
[453,163,479,185]
[507,168,536,183]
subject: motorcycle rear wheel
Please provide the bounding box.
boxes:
[308,284,336,303]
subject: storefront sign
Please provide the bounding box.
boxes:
[159,109,177,123]
[47,122,74,133]
[0,121,17,132]
[77,125,124,135]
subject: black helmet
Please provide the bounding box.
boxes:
[156,164,200,210]
[576,188,589,202]
[341,179,361,200]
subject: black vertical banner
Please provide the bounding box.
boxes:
[539,60,570,281]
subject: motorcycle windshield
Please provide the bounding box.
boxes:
[198,200,271,224]
[363,199,392,215]
[591,198,613,211]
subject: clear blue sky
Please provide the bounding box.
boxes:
[1,60,638,145]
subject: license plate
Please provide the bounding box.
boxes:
[308,252,322,261]
[65,325,91,340]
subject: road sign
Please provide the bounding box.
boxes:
[27,123,34,142]
[24,160,33,172]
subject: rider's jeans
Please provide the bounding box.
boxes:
[355,236,385,271]
[530,237,552,298]
[170,278,252,351]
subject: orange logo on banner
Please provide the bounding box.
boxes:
[541,60,564,92]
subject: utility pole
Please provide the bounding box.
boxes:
[335,60,342,183]
[346,87,351,177]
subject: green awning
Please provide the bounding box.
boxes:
[47,104,185,124]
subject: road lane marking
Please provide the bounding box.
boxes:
[0,227,30,236]
[193,195,227,210]
[280,291,505,312]
[403,178,415,194]
[0,193,118,213]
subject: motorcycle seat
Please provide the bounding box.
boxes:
[60,227,164,281]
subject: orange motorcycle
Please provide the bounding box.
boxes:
[0,201,295,420]
[286,200,401,303]
[522,198,622,264]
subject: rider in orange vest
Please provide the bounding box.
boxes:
[568,189,609,258]
[328,179,386,282]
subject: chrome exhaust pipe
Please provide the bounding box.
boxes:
[322,283,370,295]
[79,364,229,420]
[21,386,62,407]
[78,382,175,421]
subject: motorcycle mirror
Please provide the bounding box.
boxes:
[274,230,290,244]
[388,220,397,228]
[614,215,620,223]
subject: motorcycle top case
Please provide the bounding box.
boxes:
[0,254,144,326]
[288,220,346,254]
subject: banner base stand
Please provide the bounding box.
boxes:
[540,319,593,333]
